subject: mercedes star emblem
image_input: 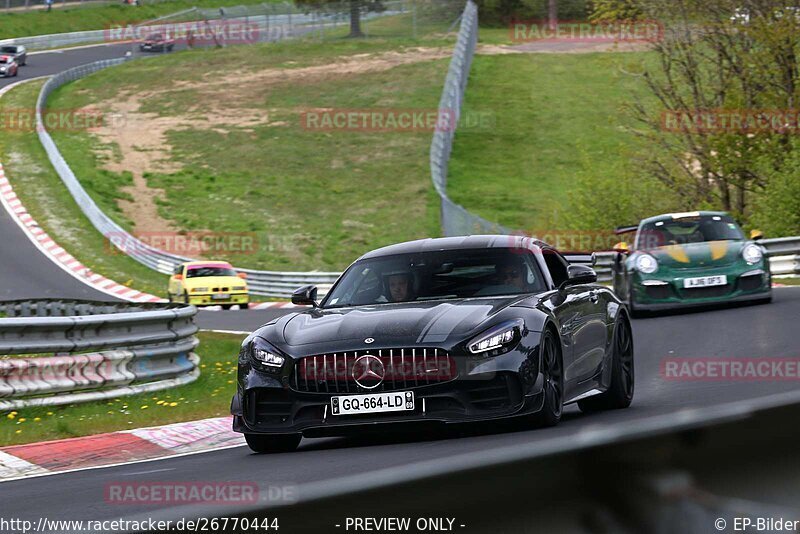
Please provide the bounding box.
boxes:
[352,354,385,389]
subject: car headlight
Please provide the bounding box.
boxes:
[468,319,524,356]
[742,243,763,265]
[233,285,246,291]
[191,287,209,293]
[252,338,285,368]
[635,253,658,274]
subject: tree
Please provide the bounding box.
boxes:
[296,0,382,38]
[631,0,800,222]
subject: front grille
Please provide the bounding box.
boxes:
[644,284,673,300]
[738,274,764,292]
[291,348,456,393]
[680,284,732,299]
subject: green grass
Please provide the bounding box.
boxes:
[0,331,245,447]
[46,37,447,271]
[0,0,282,40]
[448,51,656,232]
[0,80,169,297]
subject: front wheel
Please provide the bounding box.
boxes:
[578,315,634,412]
[221,304,233,310]
[245,433,301,453]
[531,329,563,427]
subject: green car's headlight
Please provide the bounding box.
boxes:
[635,253,658,274]
[742,243,763,265]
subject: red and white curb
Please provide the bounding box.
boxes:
[0,162,161,303]
[0,416,242,482]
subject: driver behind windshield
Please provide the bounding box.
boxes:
[380,271,414,302]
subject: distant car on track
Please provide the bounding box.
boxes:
[611,211,771,315]
[168,260,249,310]
[232,235,634,453]
[139,33,175,53]
[0,45,26,66]
[0,56,18,78]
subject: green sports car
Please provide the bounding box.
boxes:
[611,211,772,315]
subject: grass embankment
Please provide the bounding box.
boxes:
[0,0,280,40]
[448,51,656,232]
[45,36,447,271]
[0,331,245,447]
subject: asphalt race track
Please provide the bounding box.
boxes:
[2,40,800,530]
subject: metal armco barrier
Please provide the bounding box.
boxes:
[0,300,199,410]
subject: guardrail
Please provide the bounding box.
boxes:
[0,299,199,410]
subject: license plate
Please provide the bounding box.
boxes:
[212,293,230,300]
[683,275,727,288]
[331,391,414,416]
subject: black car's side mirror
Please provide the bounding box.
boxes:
[559,264,598,290]
[292,285,318,307]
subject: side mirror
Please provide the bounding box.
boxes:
[173,274,183,281]
[292,285,318,307]
[750,229,764,241]
[559,264,597,290]
[613,242,630,254]
[238,272,248,279]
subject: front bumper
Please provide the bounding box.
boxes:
[187,291,249,306]
[232,346,545,437]
[632,267,771,311]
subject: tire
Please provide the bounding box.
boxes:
[578,315,635,412]
[531,328,563,427]
[221,304,233,310]
[245,433,301,453]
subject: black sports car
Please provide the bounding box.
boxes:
[232,235,634,453]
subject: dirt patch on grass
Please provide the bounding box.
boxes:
[85,47,450,233]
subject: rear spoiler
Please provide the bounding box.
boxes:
[563,252,596,266]
[614,225,638,235]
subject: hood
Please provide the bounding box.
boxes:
[183,275,245,290]
[643,240,746,269]
[282,296,525,347]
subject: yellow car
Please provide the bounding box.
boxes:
[168,261,249,310]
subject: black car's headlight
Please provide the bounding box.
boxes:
[251,337,286,370]
[468,319,524,356]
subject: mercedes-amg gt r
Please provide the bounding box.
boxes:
[232,235,635,453]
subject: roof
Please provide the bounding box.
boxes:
[638,211,730,226]
[184,260,232,267]
[358,235,549,261]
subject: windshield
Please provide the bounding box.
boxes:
[146,34,163,40]
[185,266,237,278]
[636,214,744,250]
[0,57,11,64]
[0,47,16,54]
[323,248,546,308]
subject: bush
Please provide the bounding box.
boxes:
[476,0,589,26]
